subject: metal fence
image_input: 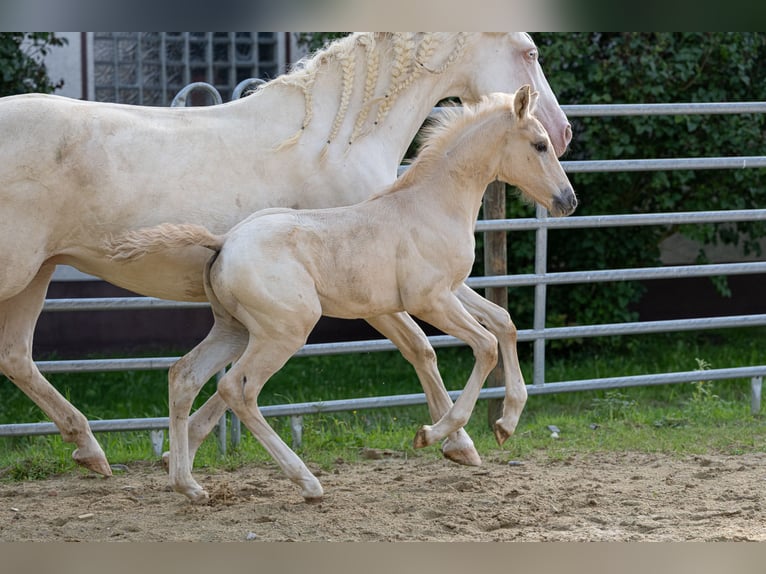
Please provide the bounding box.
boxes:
[2,92,766,451]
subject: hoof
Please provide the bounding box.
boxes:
[161,451,170,473]
[443,445,482,467]
[493,422,511,446]
[413,426,430,449]
[178,486,210,505]
[299,479,324,501]
[189,490,210,505]
[72,449,113,477]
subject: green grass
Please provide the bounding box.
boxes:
[1,327,765,480]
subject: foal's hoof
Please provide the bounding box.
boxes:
[161,451,170,473]
[442,433,482,466]
[413,426,431,449]
[189,490,211,505]
[443,445,482,467]
[179,487,210,505]
[493,422,511,446]
[72,448,113,477]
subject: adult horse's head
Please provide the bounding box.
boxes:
[496,86,577,217]
[459,33,572,157]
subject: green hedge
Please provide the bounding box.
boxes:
[0,33,67,96]
[492,33,766,333]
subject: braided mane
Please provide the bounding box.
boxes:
[271,32,469,151]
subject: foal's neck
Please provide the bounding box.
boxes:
[395,111,509,229]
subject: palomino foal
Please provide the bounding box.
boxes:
[109,86,576,503]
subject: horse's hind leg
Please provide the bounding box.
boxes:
[455,284,527,445]
[0,264,111,476]
[366,313,481,466]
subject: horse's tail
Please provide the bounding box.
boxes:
[105,223,224,262]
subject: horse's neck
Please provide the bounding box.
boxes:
[269,33,475,169]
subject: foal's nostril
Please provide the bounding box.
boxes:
[552,188,577,216]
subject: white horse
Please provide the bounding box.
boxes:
[0,33,571,479]
[108,87,577,502]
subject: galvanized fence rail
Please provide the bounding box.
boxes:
[2,94,766,449]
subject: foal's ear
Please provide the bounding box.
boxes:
[513,84,532,119]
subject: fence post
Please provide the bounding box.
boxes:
[751,376,762,415]
[532,203,549,387]
[483,181,508,427]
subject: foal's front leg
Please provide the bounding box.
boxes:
[455,283,528,445]
[366,313,482,466]
[412,295,498,448]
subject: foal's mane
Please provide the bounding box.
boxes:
[387,94,514,193]
[269,32,470,149]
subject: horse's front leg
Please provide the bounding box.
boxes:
[366,313,482,466]
[455,283,527,445]
[0,264,111,476]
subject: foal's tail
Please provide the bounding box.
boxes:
[105,223,225,262]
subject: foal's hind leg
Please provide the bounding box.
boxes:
[215,283,324,502]
[166,313,248,503]
[218,336,324,502]
[366,313,481,466]
[455,284,528,445]
[0,264,111,476]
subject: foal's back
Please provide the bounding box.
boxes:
[213,182,472,322]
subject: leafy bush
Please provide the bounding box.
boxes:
[0,32,67,96]
[497,33,766,333]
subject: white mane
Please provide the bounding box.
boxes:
[271,32,469,149]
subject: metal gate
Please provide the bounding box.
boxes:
[1,90,765,450]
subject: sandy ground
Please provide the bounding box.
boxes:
[1,450,764,542]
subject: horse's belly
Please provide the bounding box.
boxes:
[59,248,210,302]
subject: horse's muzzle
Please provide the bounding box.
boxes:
[551,187,577,217]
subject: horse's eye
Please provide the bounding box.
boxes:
[527,49,538,62]
[532,141,548,153]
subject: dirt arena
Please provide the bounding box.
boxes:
[1,450,764,542]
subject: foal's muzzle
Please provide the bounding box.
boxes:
[551,187,577,217]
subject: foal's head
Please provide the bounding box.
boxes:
[496,86,577,217]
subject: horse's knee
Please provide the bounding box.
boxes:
[216,371,243,406]
[491,308,516,338]
[396,330,438,367]
[413,338,438,366]
[0,348,34,384]
[475,332,499,368]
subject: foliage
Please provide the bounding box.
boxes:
[0,33,67,96]
[498,33,766,333]
[295,33,349,54]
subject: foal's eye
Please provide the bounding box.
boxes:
[526,49,538,62]
[532,141,548,153]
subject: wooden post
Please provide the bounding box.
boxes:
[483,180,508,427]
